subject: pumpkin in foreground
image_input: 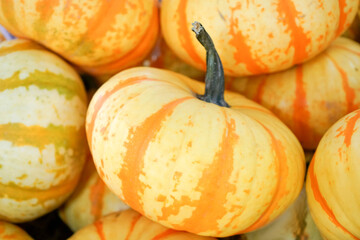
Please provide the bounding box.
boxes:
[161,0,358,77]
[306,109,360,240]
[86,22,305,237]
[226,37,360,150]
[0,221,33,240]
[59,155,129,232]
[0,39,88,222]
[0,0,159,76]
[69,209,216,240]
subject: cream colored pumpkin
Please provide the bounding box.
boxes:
[0,39,88,222]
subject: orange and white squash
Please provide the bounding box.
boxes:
[59,156,129,232]
[69,209,216,240]
[226,37,360,150]
[0,0,159,77]
[0,221,33,240]
[161,0,358,77]
[306,109,360,240]
[0,39,88,222]
[86,22,305,237]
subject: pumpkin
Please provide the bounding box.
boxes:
[86,22,305,237]
[69,209,216,240]
[59,155,129,232]
[237,187,322,240]
[161,0,359,77]
[0,0,159,77]
[306,109,360,240]
[0,221,33,240]
[0,39,88,222]
[226,37,360,150]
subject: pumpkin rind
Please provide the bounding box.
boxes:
[86,67,305,237]
[226,37,360,150]
[0,0,159,76]
[306,109,360,240]
[69,209,216,240]
[0,39,88,222]
[161,0,359,77]
[0,221,33,240]
[59,156,129,232]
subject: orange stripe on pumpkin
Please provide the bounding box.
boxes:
[276,0,311,65]
[239,123,289,233]
[336,0,352,36]
[309,154,359,239]
[89,177,106,220]
[335,110,360,147]
[124,213,142,240]
[86,76,150,148]
[152,229,178,240]
[253,76,267,103]
[325,53,357,113]
[158,111,238,235]
[228,3,268,74]
[117,96,192,214]
[177,0,206,70]
[292,65,312,147]
[94,220,106,240]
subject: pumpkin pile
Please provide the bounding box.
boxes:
[0,1,359,240]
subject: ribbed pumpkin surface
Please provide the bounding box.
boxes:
[0,39,88,222]
[0,0,159,76]
[306,109,360,240]
[86,67,305,237]
[0,221,33,240]
[161,0,358,77]
[226,37,360,150]
[59,156,129,232]
[69,209,216,240]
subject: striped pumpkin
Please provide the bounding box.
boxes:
[59,155,129,232]
[306,109,360,240]
[86,66,305,237]
[161,0,358,77]
[0,39,88,222]
[0,221,33,240]
[0,0,159,77]
[69,209,216,240]
[226,37,360,150]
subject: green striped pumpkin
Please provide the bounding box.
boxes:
[0,39,88,223]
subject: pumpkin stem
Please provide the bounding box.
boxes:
[192,21,229,107]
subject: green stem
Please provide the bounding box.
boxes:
[191,21,229,107]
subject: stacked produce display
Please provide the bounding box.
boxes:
[0,0,359,239]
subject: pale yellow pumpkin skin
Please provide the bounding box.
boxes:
[306,109,360,240]
[86,67,305,237]
[69,209,216,240]
[226,37,360,150]
[0,39,88,222]
[0,0,159,76]
[59,156,129,232]
[161,0,358,77]
[0,221,33,240]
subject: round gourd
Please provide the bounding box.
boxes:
[59,156,129,232]
[306,109,360,240]
[69,209,216,240]
[0,221,33,240]
[0,0,159,76]
[0,39,88,222]
[161,0,358,77]
[86,22,305,237]
[226,37,360,150]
